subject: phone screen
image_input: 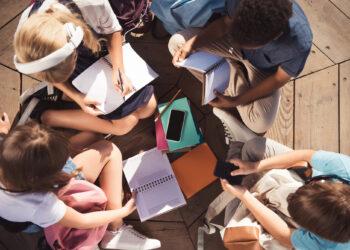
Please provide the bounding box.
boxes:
[166,110,186,141]
[214,160,243,185]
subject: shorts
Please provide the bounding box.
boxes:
[62,158,85,180]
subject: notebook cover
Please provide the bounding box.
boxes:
[158,97,203,152]
[171,143,217,198]
[155,118,169,151]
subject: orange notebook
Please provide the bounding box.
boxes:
[171,143,217,198]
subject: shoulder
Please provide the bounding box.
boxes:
[311,151,350,180]
[73,0,111,9]
[288,1,313,53]
[292,229,350,250]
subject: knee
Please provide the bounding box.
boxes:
[241,137,267,161]
[244,115,274,134]
[40,110,56,126]
[135,95,157,119]
[98,140,122,161]
[168,33,186,55]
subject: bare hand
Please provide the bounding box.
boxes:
[229,158,259,176]
[81,96,104,116]
[0,112,10,134]
[122,192,137,217]
[112,69,134,96]
[172,38,196,67]
[220,179,248,199]
[209,91,239,108]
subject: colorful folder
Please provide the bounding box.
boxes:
[155,118,169,151]
[171,143,217,198]
[158,97,202,152]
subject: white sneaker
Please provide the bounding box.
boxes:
[100,224,161,250]
[213,107,256,144]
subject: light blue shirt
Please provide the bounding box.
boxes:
[291,150,350,249]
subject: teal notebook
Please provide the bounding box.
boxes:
[158,97,203,152]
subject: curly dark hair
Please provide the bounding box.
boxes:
[230,0,293,47]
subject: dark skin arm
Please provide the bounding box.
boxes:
[172,16,232,66]
[210,66,291,108]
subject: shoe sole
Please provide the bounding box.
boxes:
[213,107,256,143]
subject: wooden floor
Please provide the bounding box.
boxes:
[0,0,349,249]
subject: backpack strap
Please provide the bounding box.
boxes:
[197,191,236,250]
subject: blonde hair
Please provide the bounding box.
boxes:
[14,9,101,83]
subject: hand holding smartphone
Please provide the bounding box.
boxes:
[214,160,243,185]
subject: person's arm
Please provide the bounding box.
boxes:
[230,149,315,176]
[210,67,291,108]
[172,16,232,65]
[58,194,136,229]
[53,82,103,116]
[221,180,293,248]
[107,32,133,96]
[0,112,10,135]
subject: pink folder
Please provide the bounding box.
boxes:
[155,118,169,151]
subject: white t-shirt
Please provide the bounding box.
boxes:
[0,184,67,228]
[17,0,122,35]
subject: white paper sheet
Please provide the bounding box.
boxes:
[123,148,186,222]
[72,43,158,114]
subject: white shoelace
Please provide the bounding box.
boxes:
[124,225,147,240]
[222,122,234,144]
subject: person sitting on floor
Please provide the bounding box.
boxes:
[221,137,350,249]
[170,0,312,141]
[0,122,161,249]
[13,0,156,141]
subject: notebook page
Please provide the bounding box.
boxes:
[203,60,230,104]
[105,43,159,99]
[72,43,158,114]
[123,148,186,222]
[176,51,223,73]
[72,57,124,114]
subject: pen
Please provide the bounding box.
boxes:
[154,89,182,122]
[103,57,126,101]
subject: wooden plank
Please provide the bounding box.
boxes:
[331,0,350,18]
[131,42,181,99]
[0,16,20,69]
[0,65,20,123]
[266,81,294,148]
[126,221,194,250]
[0,226,44,250]
[179,180,222,227]
[189,213,226,250]
[340,60,350,154]
[295,65,338,151]
[0,0,28,28]
[299,44,334,77]
[297,0,350,63]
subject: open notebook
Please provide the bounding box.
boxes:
[72,43,158,114]
[123,148,186,222]
[176,51,230,105]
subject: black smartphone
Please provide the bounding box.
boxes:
[166,109,186,141]
[214,160,243,185]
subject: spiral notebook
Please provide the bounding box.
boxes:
[72,43,158,114]
[123,148,186,222]
[176,51,230,105]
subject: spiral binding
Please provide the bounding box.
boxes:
[134,174,175,193]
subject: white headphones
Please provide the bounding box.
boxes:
[14,23,84,74]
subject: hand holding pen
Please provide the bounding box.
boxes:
[112,68,135,97]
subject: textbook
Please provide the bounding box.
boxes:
[171,143,217,198]
[158,97,203,152]
[72,43,158,114]
[123,148,186,222]
[176,51,230,105]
